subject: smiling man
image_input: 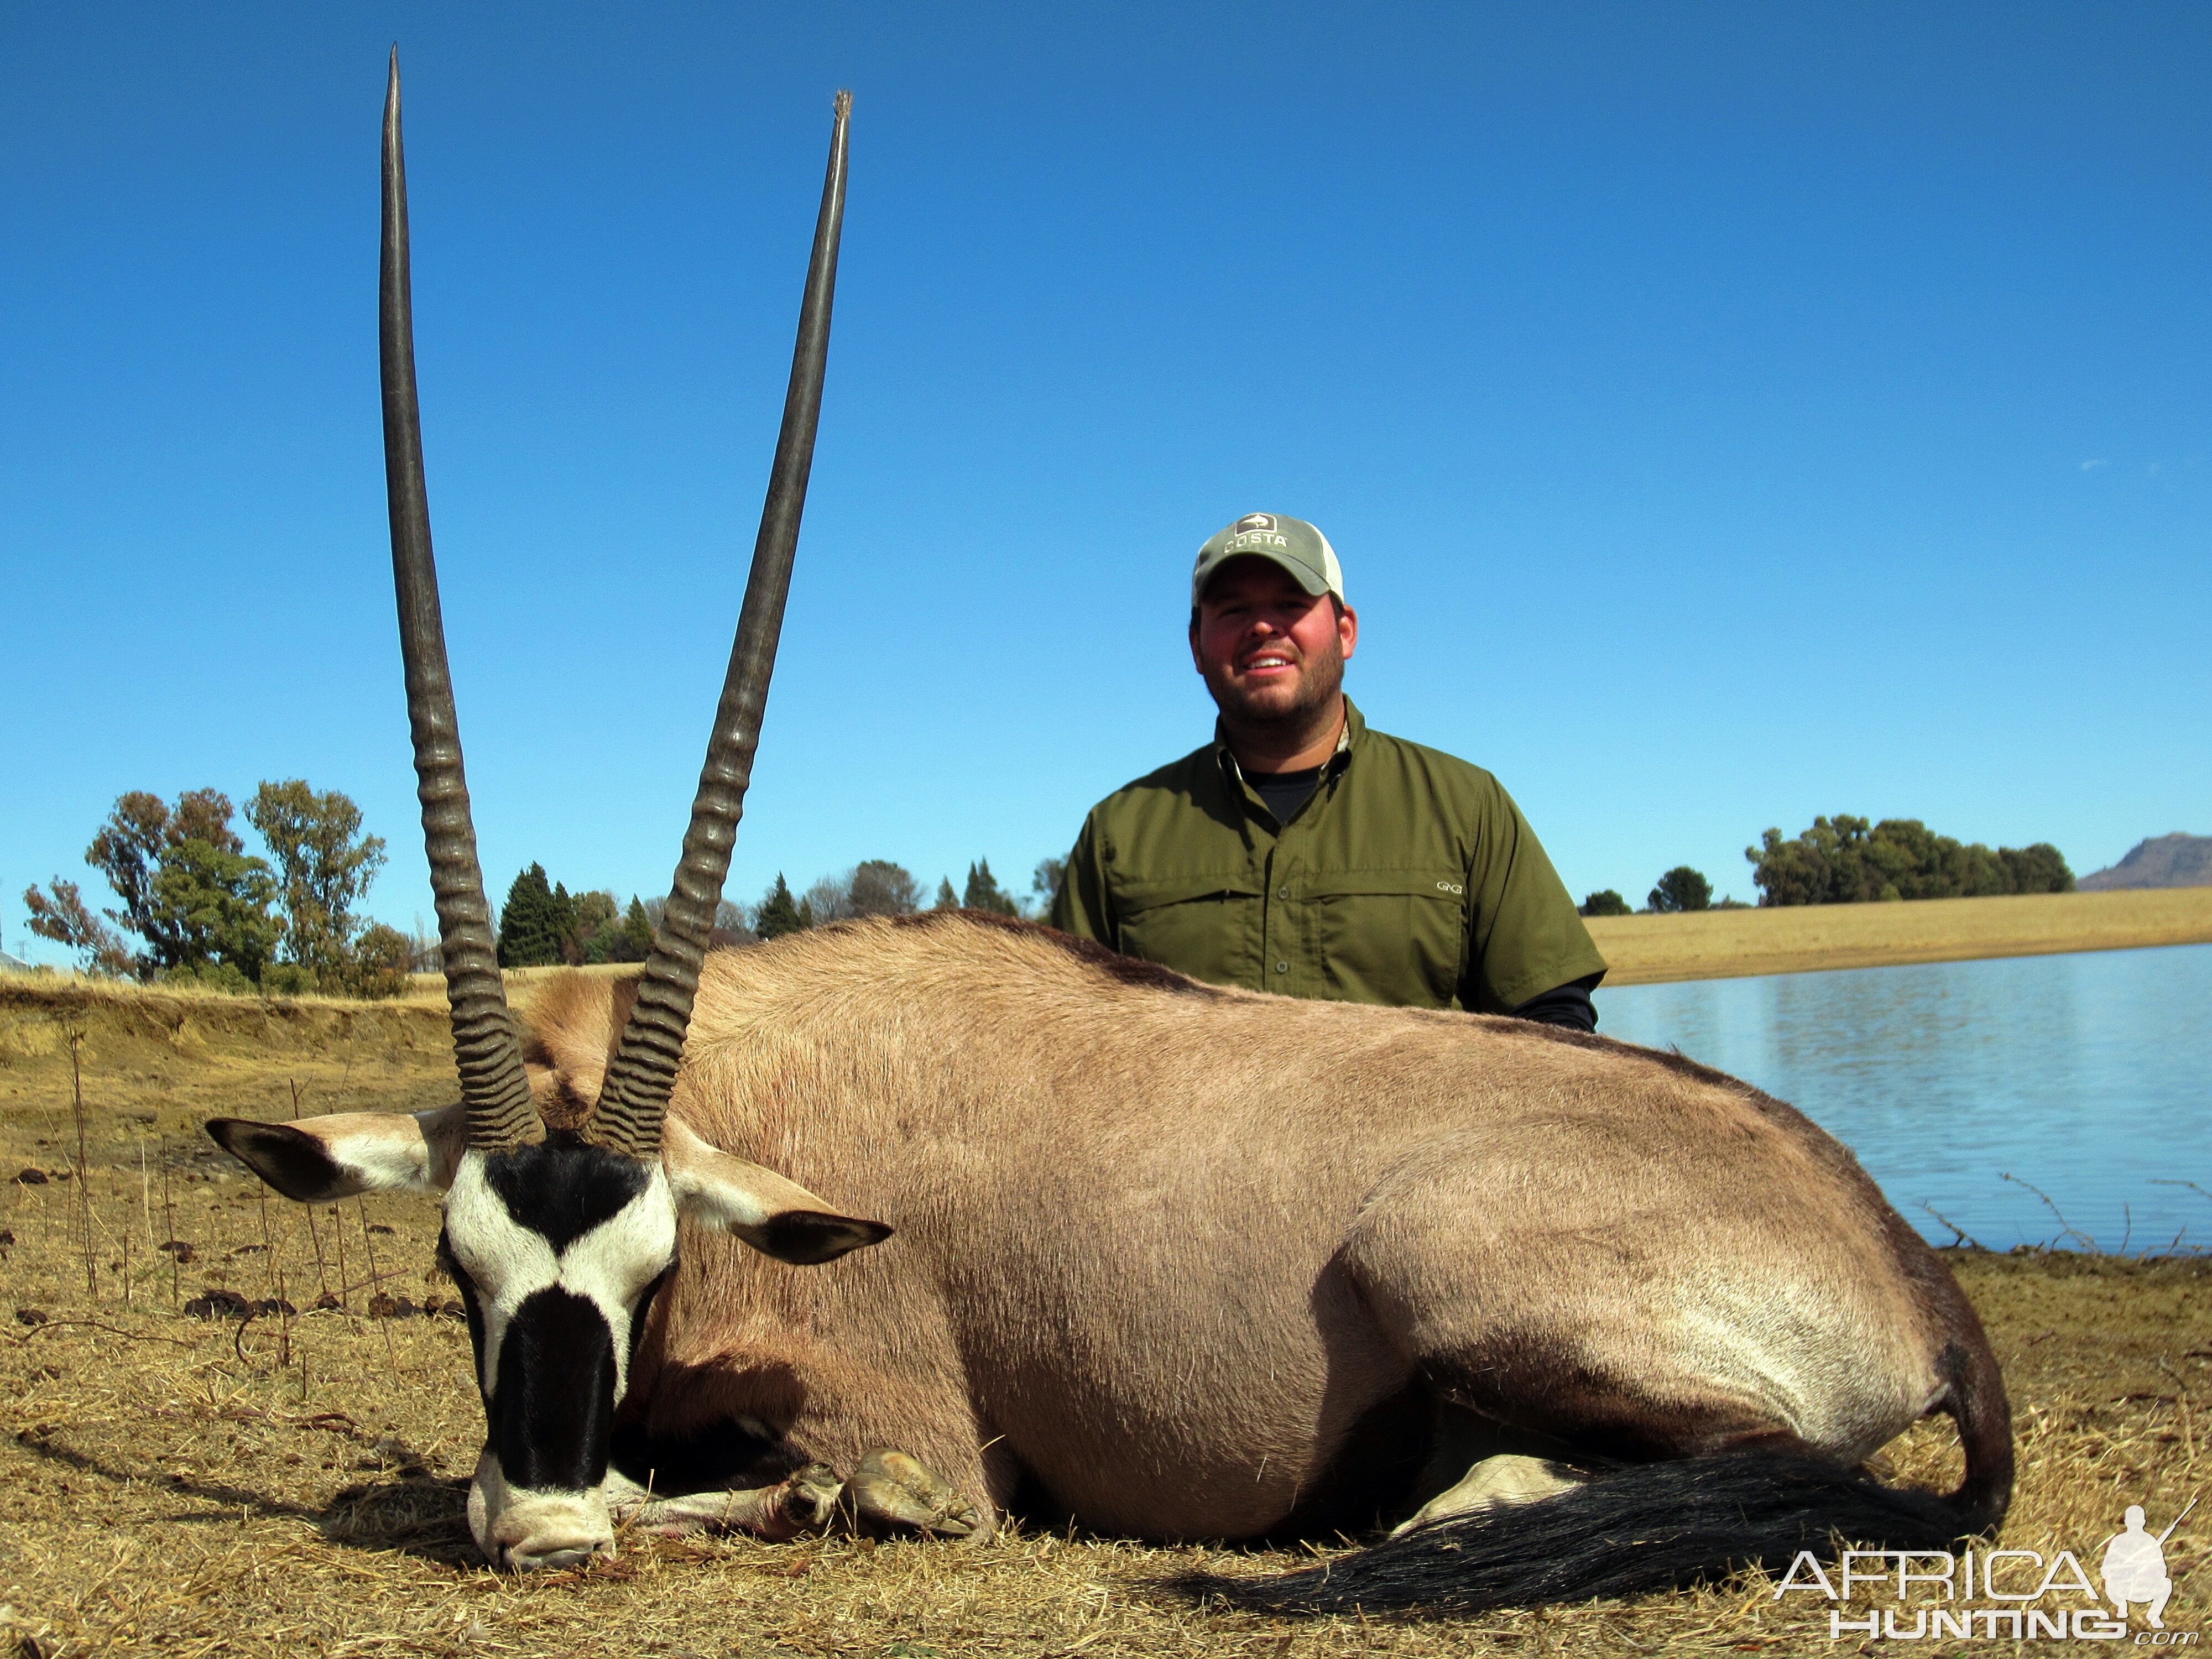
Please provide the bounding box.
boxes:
[1051,512,1606,1027]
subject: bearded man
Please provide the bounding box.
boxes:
[1051,512,1606,1029]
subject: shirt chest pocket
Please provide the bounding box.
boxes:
[1113,874,1261,985]
[1297,871,1469,1009]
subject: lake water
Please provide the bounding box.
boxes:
[1594,943,2212,1254]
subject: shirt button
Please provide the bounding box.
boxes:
[1275,960,1288,973]
[1277,885,1289,899]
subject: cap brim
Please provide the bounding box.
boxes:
[1193,549,1333,603]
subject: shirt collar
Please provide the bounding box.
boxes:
[1212,696,1364,787]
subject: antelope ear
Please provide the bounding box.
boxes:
[206,1106,468,1203]
[661,1117,891,1266]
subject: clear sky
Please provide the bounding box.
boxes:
[4,3,2207,964]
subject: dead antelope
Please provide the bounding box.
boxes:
[210,59,2012,1613]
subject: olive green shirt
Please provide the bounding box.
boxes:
[1051,700,1606,1012]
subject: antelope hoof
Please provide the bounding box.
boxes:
[775,1462,846,1534]
[845,1448,980,1538]
[614,1462,844,1541]
[1391,1453,1582,1536]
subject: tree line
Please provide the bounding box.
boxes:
[22,782,408,995]
[491,855,1070,967]
[1578,866,1743,917]
[1744,816,2072,906]
[1578,815,2074,916]
[28,792,2077,983]
[492,868,658,968]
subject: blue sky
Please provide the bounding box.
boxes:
[4,3,2207,962]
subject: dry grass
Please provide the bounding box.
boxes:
[3,980,2207,1655]
[1589,885,2212,985]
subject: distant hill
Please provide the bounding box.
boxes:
[2077,833,2212,891]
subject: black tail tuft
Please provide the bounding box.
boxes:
[1171,1451,1977,1616]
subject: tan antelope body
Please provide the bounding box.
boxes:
[210,62,2010,1611]
[518,912,2011,1593]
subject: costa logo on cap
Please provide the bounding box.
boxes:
[1192,510,1346,606]
[1229,513,1291,551]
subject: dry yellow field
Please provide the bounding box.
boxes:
[393,961,640,1006]
[1,975,2205,1655]
[1588,884,2212,985]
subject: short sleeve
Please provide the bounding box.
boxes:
[1051,813,1116,948]
[1460,783,1609,1014]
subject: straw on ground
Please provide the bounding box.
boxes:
[0,958,2204,1655]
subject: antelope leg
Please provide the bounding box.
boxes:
[609,1461,844,1541]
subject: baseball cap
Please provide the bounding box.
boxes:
[1191,513,1345,607]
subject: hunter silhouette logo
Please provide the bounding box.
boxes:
[1774,1494,2198,1644]
[2101,1498,2193,1630]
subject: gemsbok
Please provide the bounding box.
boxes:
[209,56,2012,1613]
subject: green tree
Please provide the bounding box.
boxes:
[34,784,408,994]
[547,883,580,964]
[1578,889,1631,917]
[852,860,921,917]
[754,873,810,941]
[244,780,388,976]
[2001,843,2073,894]
[85,791,187,952]
[1647,867,1713,914]
[497,864,566,967]
[81,788,252,972]
[1747,817,2075,906]
[1030,857,1066,919]
[19,879,133,976]
[328,922,411,999]
[1745,817,1867,906]
[50,789,283,978]
[147,838,284,981]
[934,878,959,910]
[617,896,654,961]
[570,889,620,962]
[808,860,921,921]
[962,858,1019,917]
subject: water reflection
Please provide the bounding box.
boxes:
[1594,943,2212,1253]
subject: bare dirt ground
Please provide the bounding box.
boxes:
[1,978,2205,1656]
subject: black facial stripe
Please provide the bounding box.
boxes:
[482,1134,652,1253]
[629,1264,673,1378]
[437,1228,491,1406]
[492,1286,619,1492]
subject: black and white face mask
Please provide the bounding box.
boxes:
[208,1109,888,1569]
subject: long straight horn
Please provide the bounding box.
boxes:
[591,91,853,1161]
[382,48,540,1151]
